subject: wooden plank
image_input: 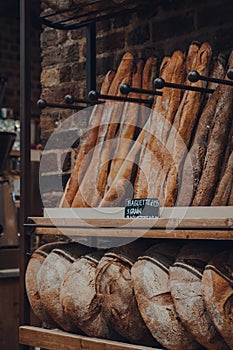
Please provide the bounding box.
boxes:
[26,212,233,240]
[43,206,233,220]
[19,326,160,350]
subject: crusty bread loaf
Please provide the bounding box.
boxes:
[25,242,68,328]
[99,54,159,206]
[72,52,135,207]
[60,70,115,208]
[211,151,233,206]
[162,42,212,206]
[185,41,201,78]
[228,185,233,205]
[131,241,201,350]
[133,55,170,199]
[60,250,119,339]
[147,50,185,200]
[95,241,156,345]
[177,54,226,206]
[193,50,233,206]
[169,242,230,350]
[104,59,144,196]
[202,250,233,349]
[37,242,91,332]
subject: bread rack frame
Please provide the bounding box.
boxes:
[19,1,233,350]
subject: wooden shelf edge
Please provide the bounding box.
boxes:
[27,208,233,240]
[19,326,160,350]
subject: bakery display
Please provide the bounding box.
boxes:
[57,41,233,209]
[25,40,233,350]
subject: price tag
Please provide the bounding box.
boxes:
[124,198,160,218]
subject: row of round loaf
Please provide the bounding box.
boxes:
[25,240,233,349]
[25,240,158,346]
[132,241,233,350]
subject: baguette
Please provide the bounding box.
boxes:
[170,242,230,350]
[177,54,226,206]
[100,56,159,206]
[219,115,233,180]
[99,119,149,206]
[228,185,233,205]
[72,52,135,207]
[37,242,91,332]
[202,250,233,349]
[193,50,233,206]
[185,41,201,78]
[211,151,233,206]
[162,42,212,206]
[104,59,144,194]
[133,56,170,199]
[60,70,115,207]
[131,241,201,350]
[147,50,185,200]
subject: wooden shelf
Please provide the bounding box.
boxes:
[19,326,159,350]
[27,206,233,240]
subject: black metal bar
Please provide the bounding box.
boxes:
[40,6,136,30]
[24,222,233,231]
[188,70,233,87]
[120,83,163,97]
[19,0,31,347]
[37,98,86,111]
[88,90,153,105]
[86,22,96,92]
[154,77,215,94]
[88,90,154,105]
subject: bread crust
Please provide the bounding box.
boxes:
[72,52,135,207]
[162,42,212,206]
[37,243,91,332]
[202,250,233,349]
[60,70,115,207]
[131,242,201,350]
[170,242,230,350]
[177,55,226,206]
[193,50,233,206]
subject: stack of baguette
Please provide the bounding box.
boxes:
[25,240,233,349]
[59,41,233,208]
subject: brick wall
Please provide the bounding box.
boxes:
[39,0,233,207]
[0,14,41,118]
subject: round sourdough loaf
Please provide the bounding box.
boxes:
[131,241,201,350]
[202,250,233,349]
[169,242,230,350]
[37,242,91,332]
[60,250,117,339]
[95,241,157,346]
[25,241,70,328]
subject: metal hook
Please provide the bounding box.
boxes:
[227,68,233,80]
[188,70,233,87]
[88,90,154,105]
[154,77,214,94]
[37,98,86,111]
[120,83,162,97]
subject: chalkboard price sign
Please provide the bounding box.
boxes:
[124,198,160,218]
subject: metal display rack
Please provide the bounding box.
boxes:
[19,1,233,349]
